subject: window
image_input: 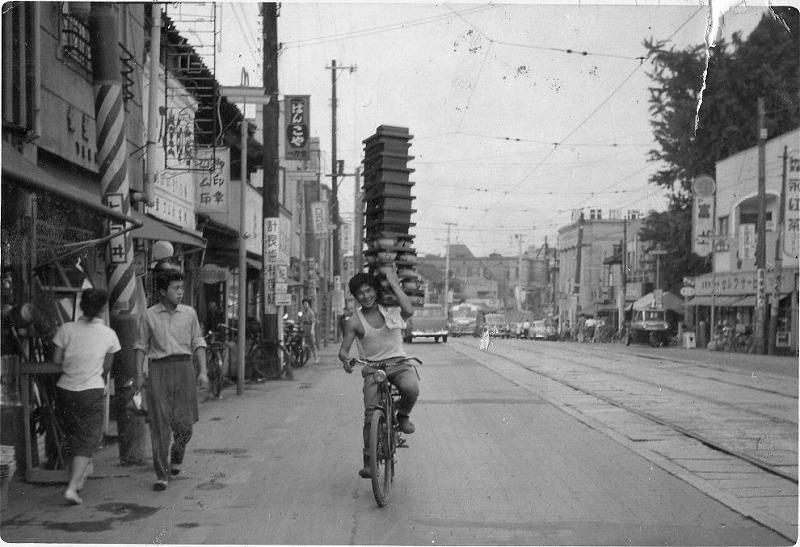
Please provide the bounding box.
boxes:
[740,212,772,230]
[590,208,602,220]
[718,215,729,236]
[2,2,37,133]
[61,5,92,72]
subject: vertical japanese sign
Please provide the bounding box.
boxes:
[196,147,230,213]
[264,217,279,310]
[340,222,352,255]
[284,95,310,161]
[739,224,756,263]
[105,193,127,264]
[692,175,715,257]
[310,201,328,237]
[784,151,800,261]
[160,106,195,169]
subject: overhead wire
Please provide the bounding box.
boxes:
[454,6,705,239]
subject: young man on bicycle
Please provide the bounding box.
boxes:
[338,266,419,479]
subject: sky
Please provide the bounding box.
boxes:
[173,1,770,258]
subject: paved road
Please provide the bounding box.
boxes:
[0,341,793,545]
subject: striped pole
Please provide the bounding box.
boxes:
[90,3,145,464]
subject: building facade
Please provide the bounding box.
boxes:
[689,128,799,354]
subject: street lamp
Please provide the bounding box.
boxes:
[219,78,270,395]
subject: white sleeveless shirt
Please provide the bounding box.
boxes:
[355,305,407,361]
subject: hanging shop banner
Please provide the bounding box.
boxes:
[284,95,310,161]
[310,201,329,237]
[196,147,230,214]
[340,222,352,255]
[739,224,756,263]
[784,151,800,261]
[692,175,715,257]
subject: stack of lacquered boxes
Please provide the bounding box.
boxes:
[361,126,424,307]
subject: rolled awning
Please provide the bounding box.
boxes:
[131,211,206,248]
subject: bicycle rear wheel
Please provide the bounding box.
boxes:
[207,348,224,398]
[247,343,292,381]
[368,409,393,507]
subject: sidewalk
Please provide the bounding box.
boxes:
[0,343,342,523]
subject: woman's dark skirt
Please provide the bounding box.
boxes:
[57,387,105,458]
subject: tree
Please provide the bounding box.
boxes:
[645,8,800,199]
[640,8,799,285]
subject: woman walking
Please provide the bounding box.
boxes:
[52,288,120,505]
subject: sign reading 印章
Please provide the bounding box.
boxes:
[196,148,230,214]
[284,96,310,161]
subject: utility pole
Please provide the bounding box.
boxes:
[620,218,628,331]
[574,212,584,318]
[262,3,280,353]
[444,223,456,307]
[754,97,768,354]
[768,146,788,354]
[326,60,356,282]
[353,166,363,273]
[514,234,524,311]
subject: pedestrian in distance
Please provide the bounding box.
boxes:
[52,288,121,505]
[134,269,208,492]
[300,297,320,365]
[338,267,419,479]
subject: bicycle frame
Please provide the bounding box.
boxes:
[350,357,420,507]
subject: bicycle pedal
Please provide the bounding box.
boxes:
[397,438,408,448]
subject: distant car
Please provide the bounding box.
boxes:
[483,313,511,339]
[531,320,557,340]
[404,304,449,343]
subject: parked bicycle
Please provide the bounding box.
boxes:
[204,324,236,398]
[349,357,422,507]
[283,319,310,368]
[246,327,294,381]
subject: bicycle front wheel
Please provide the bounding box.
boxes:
[247,343,292,381]
[368,409,393,507]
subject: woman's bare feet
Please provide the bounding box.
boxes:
[64,488,83,505]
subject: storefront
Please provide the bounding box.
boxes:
[2,144,144,479]
[689,269,798,354]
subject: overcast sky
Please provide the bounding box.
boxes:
[175,1,769,258]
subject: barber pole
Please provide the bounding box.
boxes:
[90,3,145,463]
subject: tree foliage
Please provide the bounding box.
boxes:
[640,8,799,287]
[645,8,800,199]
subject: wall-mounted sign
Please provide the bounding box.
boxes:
[784,151,799,260]
[692,175,715,258]
[310,201,328,237]
[105,192,128,264]
[196,147,230,214]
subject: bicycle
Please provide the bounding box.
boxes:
[246,328,294,381]
[205,324,235,398]
[349,357,422,507]
[283,321,310,368]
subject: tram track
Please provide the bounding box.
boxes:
[518,342,797,426]
[451,338,798,483]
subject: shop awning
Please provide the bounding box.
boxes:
[246,257,262,270]
[715,295,746,306]
[131,211,205,248]
[733,295,756,307]
[2,142,141,227]
[688,295,743,306]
